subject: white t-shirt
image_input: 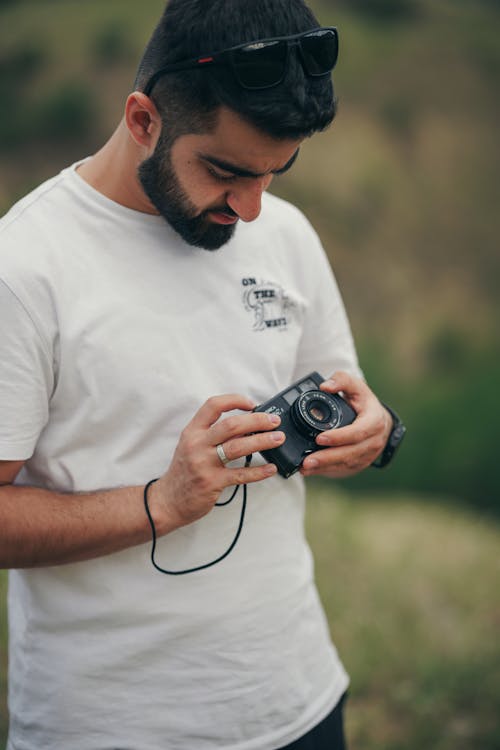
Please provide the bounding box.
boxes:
[0,164,361,750]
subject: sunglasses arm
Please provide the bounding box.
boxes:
[143,58,220,97]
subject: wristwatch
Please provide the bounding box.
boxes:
[372,404,406,468]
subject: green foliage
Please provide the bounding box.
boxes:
[306,490,500,750]
[330,0,422,23]
[90,21,135,65]
[466,21,500,80]
[343,334,500,515]
[0,41,96,148]
[0,79,97,149]
[378,96,416,138]
[0,40,48,122]
[0,42,47,147]
[0,40,46,80]
[32,81,97,141]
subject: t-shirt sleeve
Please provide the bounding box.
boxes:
[292,224,363,383]
[0,278,54,460]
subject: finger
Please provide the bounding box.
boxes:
[315,413,382,449]
[217,430,285,464]
[223,461,278,486]
[301,440,375,476]
[320,371,371,410]
[190,394,256,430]
[209,410,281,446]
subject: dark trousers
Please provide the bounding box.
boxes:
[278,693,348,750]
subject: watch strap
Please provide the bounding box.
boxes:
[372,403,406,468]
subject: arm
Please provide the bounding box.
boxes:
[300,371,393,479]
[0,461,154,568]
[0,395,283,569]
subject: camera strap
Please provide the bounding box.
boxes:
[143,455,253,575]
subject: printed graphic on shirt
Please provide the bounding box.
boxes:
[242,277,296,332]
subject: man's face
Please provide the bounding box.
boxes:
[138,107,302,250]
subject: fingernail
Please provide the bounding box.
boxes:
[270,414,281,425]
[316,434,328,444]
[323,379,336,388]
[272,431,285,442]
[304,458,319,469]
[265,464,277,475]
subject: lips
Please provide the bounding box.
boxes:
[209,210,239,225]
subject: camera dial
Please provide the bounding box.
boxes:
[291,390,341,439]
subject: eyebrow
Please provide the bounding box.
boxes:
[197,148,300,179]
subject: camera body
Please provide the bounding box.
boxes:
[254,371,357,478]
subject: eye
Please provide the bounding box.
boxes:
[206,166,238,184]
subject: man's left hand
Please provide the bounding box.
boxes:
[300,371,392,479]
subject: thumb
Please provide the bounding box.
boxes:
[320,371,367,408]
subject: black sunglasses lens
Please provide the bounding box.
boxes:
[300,29,338,76]
[233,40,287,89]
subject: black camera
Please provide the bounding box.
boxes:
[253,371,356,478]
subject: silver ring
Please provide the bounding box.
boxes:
[216,443,230,466]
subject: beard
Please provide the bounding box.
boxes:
[138,132,237,251]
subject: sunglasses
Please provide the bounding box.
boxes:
[143,27,339,95]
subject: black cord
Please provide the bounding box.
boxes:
[143,455,252,575]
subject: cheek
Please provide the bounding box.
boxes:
[175,157,223,209]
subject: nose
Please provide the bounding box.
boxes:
[226,176,272,223]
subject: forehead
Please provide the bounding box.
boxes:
[172,106,303,174]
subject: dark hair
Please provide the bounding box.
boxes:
[134,0,336,141]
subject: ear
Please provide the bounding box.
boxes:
[125,92,162,151]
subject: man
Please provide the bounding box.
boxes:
[0,1,404,748]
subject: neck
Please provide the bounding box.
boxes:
[77,120,158,214]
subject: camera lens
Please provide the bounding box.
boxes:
[291,390,341,438]
[308,400,332,423]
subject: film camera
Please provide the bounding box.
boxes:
[253,371,357,478]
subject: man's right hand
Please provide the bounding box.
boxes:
[0,395,285,568]
[149,394,285,535]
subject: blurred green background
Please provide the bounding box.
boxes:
[0,0,499,747]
